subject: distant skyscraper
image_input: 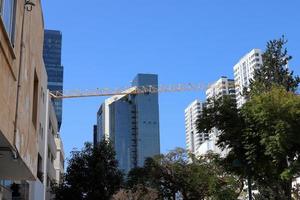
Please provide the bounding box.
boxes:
[95,74,160,173]
[43,30,64,130]
[184,100,208,155]
[233,49,263,108]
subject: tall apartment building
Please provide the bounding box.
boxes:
[184,100,208,155]
[233,49,263,108]
[205,76,235,139]
[206,76,235,100]
[185,77,235,156]
[196,77,235,156]
[94,74,160,173]
[43,30,64,130]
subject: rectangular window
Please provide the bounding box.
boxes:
[39,123,44,138]
[37,154,43,182]
[32,71,39,128]
[0,0,16,43]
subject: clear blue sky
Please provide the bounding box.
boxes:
[42,0,300,158]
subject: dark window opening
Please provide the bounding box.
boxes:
[37,154,43,182]
[32,71,39,128]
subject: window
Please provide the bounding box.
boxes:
[41,87,45,103]
[47,176,51,187]
[0,0,16,43]
[37,154,43,182]
[39,123,43,138]
[32,71,39,128]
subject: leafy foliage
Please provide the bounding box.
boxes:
[250,36,300,94]
[127,148,242,200]
[112,185,159,200]
[51,140,123,200]
[197,37,300,199]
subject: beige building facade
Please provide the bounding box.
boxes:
[28,94,64,200]
[0,0,46,180]
[0,1,66,199]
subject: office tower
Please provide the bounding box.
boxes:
[233,49,263,108]
[184,100,208,155]
[43,30,64,130]
[95,74,160,173]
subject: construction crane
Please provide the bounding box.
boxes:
[49,82,213,99]
[51,82,299,100]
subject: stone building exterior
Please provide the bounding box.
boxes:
[0,1,65,199]
[0,0,46,180]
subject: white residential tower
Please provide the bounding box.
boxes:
[233,49,263,108]
[184,100,208,155]
[196,76,235,156]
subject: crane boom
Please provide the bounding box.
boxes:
[49,83,212,99]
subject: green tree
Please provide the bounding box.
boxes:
[52,140,123,200]
[197,37,300,199]
[127,148,242,200]
[250,36,300,94]
[243,87,300,199]
[112,185,159,200]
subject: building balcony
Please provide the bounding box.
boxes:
[55,137,64,160]
[48,132,57,159]
[0,132,37,180]
[47,159,56,181]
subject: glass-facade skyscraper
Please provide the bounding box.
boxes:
[43,30,63,130]
[95,74,160,173]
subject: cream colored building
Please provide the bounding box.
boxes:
[0,0,46,181]
[0,1,64,199]
[29,94,65,200]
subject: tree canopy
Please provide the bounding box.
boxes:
[197,37,300,199]
[250,36,300,94]
[127,148,242,200]
[51,140,123,200]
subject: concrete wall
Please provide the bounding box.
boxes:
[0,0,46,180]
